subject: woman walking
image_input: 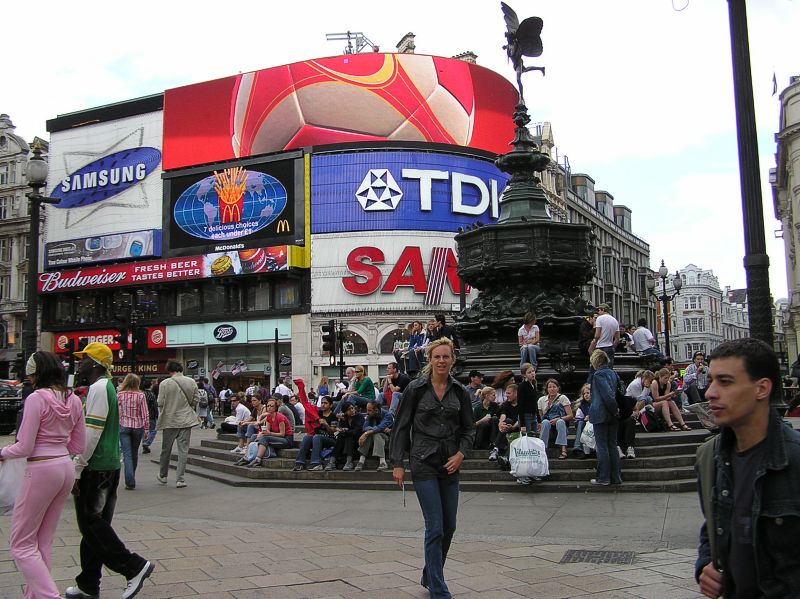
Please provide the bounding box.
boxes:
[390,338,475,599]
[117,374,149,490]
[588,349,623,486]
[0,351,85,598]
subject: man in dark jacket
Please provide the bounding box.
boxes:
[695,338,800,598]
[326,402,364,471]
[356,401,394,471]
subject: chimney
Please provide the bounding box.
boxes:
[396,33,416,54]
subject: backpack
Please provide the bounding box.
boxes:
[640,406,662,432]
[197,389,209,409]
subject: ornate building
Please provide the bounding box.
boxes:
[0,114,47,378]
[773,74,800,363]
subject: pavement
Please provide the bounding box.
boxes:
[0,430,707,598]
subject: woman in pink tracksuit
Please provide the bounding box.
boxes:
[0,351,85,599]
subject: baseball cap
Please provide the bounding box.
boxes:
[73,342,113,369]
[469,370,483,378]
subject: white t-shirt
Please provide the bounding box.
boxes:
[292,401,305,422]
[626,378,651,401]
[518,324,540,345]
[233,402,251,423]
[537,394,570,418]
[275,383,292,397]
[631,326,655,352]
[594,313,619,348]
[245,385,258,397]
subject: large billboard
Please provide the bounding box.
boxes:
[311,232,476,313]
[45,112,163,245]
[311,149,508,234]
[44,229,161,269]
[162,53,518,170]
[162,151,305,257]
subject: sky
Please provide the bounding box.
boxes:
[4,0,798,298]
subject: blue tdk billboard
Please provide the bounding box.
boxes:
[311,150,508,234]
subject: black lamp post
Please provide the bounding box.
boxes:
[23,143,60,362]
[646,260,683,358]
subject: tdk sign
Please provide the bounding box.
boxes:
[311,151,509,234]
[52,147,161,209]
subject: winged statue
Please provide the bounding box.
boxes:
[501,2,545,104]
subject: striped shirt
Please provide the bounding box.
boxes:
[117,390,148,429]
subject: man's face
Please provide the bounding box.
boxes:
[76,357,95,384]
[694,354,705,366]
[366,403,377,418]
[470,375,481,387]
[387,363,397,376]
[706,356,772,429]
[506,387,517,402]
[345,404,356,417]
[321,399,331,411]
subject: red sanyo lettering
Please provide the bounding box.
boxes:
[341,246,465,295]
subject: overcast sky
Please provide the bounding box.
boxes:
[5,0,798,297]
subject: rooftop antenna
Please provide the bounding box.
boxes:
[325,31,380,54]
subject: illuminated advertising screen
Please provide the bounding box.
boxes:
[311,149,508,234]
[162,53,518,170]
[45,112,163,244]
[44,229,161,269]
[162,152,305,257]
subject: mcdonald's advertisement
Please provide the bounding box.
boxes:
[37,247,289,294]
[163,153,304,256]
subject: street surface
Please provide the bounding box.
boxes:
[0,431,705,598]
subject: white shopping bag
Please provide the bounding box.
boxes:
[509,435,549,478]
[0,458,26,515]
[580,422,596,450]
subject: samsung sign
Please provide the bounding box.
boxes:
[311,150,509,234]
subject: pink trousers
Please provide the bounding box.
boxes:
[10,456,74,599]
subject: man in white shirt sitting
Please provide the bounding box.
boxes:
[631,318,665,361]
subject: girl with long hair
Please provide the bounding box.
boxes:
[0,351,86,598]
[117,373,148,489]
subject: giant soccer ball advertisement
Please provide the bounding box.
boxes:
[162,54,518,170]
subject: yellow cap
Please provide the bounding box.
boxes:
[73,342,113,369]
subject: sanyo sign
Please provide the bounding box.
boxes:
[311,150,509,234]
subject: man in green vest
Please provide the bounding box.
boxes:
[66,343,154,599]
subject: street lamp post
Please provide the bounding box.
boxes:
[23,143,60,362]
[646,260,683,358]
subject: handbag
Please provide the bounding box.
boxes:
[0,458,26,515]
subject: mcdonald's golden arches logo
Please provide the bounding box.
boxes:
[276,219,291,233]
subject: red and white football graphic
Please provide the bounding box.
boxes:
[230,54,475,156]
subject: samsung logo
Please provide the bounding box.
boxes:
[52,147,161,209]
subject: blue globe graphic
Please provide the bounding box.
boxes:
[174,170,288,241]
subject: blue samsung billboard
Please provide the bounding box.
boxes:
[311,150,509,233]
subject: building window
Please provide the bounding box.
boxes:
[245,280,271,312]
[0,197,9,219]
[202,282,226,314]
[0,275,9,300]
[275,280,299,309]
[0,164,8,185]
[20,274,27,302]
[379,328,410,354]
[340,330,369,355]
[178,290,201,316]
[683,295,699,310]
[0,238,9,262]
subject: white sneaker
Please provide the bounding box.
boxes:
[64,587,98,599]
[682,408,691,415]
[121,561,154,599]
[488,448,499,462]
[516,477,532,485]
[230,447,244,454]
[626,447,636,459]
[617,446,625,459]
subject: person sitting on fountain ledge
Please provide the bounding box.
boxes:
[356,401,393,471]
[488,384,520,461]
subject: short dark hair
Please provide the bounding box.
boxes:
[366,400,380,410]
[387,362,398,370]
[435,314,446,325]
[31,351,66,391]
[708,338,781,401]
[693,351,705,359]
[166,360,183,373]
[637,318,648,327]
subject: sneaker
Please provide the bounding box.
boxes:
[176,481,187,488]
[516,477,532,485]
[309,464,324,471]
[230,446,244,454]
[343,461,355,471]
[141,446,151,454]
[590,479,611,486]
[234,458,249,466]
[65,586,98,599]
[488,448,499,462]
[246,459,261,468]
[354,461,364,471]
[121,561,155,599]
[376,462,388,471]
[626,447,636,459]
[617,446,625,459]
[292,464,305,472]
[682,408,691,415]
[156,475,167,485]
[324,461,335,471]
[125,485,135,490]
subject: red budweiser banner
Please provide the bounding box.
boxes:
[38,246,289,293]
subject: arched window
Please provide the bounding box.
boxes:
[379,328,411,354]
[340,330,368,355]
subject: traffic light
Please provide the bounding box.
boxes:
[321,320,337,359]
[113,329,128,350]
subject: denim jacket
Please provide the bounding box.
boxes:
[695,411,800,597]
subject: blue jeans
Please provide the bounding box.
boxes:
[389,391,403,415]
[143,418,157,447]
[119,426,143,488]
[414,477,459,599]
[520,412,537,434]
[296,434,336,465]
[520,344,540,368]
[540,418,568,447]
[334,394,370,414]
[593,421,622,484]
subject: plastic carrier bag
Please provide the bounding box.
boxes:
[0,458,26,515]
[580,422,597,450]
[509,434,549,478]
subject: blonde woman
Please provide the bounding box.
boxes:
[117,373,149,490]
[572,384,592,457]
[390,338,475,598]
[588,350,622,486]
